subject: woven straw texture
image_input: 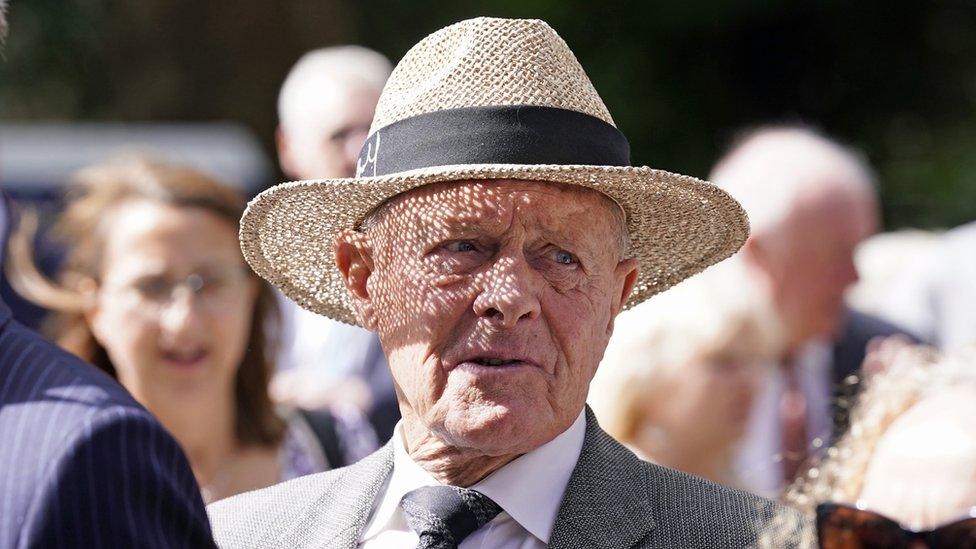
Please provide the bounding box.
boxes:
[371,17,614,132]
[240,17,749,325]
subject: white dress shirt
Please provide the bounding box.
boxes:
[732,341,833,497]
[358,410,587,548]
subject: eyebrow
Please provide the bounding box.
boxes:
[408,212,508,241]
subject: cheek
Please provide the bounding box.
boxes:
[93,302,156,377]
[385,343,447,414]
[208,289,259,370]
[212,307,254,367]
[552,287,613,356]
[372,259,475,347]
[370,265,471,414]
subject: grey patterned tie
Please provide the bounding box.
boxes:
[399,485,503,549]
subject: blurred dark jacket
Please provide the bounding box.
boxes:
[830,308,921,436]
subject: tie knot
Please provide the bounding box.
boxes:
[400,486,503,548]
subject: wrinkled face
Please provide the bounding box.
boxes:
[859,386,976,531]
[337,180,638,455]
[767,189,876,347]
[279,83,381,180]
[88,201,258,409]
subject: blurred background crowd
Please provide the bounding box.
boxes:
[2,0,976,541]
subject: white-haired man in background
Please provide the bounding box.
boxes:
[710,125,915,496]
[276,46,391,180]
[272,46,402,444]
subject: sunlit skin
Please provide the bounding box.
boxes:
[85,201,276,498]
[859,385,976,531]
[748,185,877,350]
[336,180,638,486]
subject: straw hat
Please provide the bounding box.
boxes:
[241,17,749,326]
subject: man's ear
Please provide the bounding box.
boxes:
[335,229,378,330]
[607,258,639,333]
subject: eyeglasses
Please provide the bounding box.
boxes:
[102,265,252,316]
[816,502,976,549]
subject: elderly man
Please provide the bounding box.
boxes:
[272,45,401,442]
[709,126,914,496]
[209,17,794,548]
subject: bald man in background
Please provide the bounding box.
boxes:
[271,46,402,443]
[710,126,915,497]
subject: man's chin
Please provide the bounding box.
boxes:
[439,403,552,455]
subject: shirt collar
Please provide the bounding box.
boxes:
[360,410,587,544]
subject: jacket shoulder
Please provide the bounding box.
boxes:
[638,461,802,548]
[0,317,214,548]
[207,467,347,548]
[0,318,142,411]
[208,443,394,549]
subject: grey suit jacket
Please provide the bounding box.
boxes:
[209,409,801,548]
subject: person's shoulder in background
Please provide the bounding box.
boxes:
[0,315,215,548]
[833,308,922,383]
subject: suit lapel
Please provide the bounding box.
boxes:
[281,441,394,549]
[549,408,656,549]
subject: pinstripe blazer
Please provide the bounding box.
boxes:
[0,302,216,549]
[209,408,803,548]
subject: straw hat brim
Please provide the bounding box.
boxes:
[240,163,749,326]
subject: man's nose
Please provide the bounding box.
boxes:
[472,254,541,328]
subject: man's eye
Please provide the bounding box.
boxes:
[553,249,578,265]
[445,241,478,253]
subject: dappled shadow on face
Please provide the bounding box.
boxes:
[338,179,635,454]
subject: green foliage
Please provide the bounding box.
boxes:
[2,0,976,228]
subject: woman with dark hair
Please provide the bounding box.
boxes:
[8,156,375,502]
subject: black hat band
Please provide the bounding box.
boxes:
[356,105,631,178]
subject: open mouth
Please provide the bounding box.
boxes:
[160,349,208,368]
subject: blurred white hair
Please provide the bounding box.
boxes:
[758,344,976,547]
[277,45,392,131]
[589,259,782,443]
[709,126,877,237]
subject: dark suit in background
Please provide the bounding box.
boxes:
[830,308,920,437]
[0,192,215,548]
[0,301,216,548]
